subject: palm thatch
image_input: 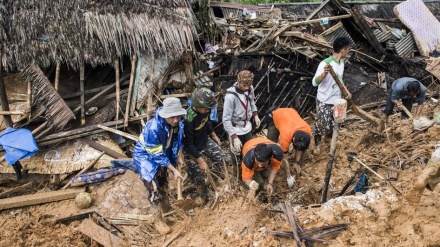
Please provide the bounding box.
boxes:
[0,0,198,70]
[20,63,75,130]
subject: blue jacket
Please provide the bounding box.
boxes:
[133,107,184,182]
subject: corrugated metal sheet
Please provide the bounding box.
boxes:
[373,29,394,43]
[322,26,356,47]
[394,33,418,58]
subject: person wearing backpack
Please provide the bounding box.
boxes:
[223,70,261,167]
[312,37,352,154]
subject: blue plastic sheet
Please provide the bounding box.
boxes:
[0,127,38,165]
[354,172,369,194]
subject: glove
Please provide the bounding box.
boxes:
[254,115,261,128]
[249,180,259,191]
[287,176,295,188]
[232,137,242,153]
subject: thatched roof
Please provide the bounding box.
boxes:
[0,0,198,70]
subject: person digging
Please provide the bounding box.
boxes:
[383,77,426,122]
[184,88,228,204]
[266,107,312,188]
[133,97,185,235]
[241,137,284,200]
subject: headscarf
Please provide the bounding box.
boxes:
[237,70,254,86]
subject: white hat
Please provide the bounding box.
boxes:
[159,97,186,118]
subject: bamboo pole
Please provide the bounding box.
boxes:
[114,59,120,122]
[96,124,138,141]
[0,46,12,127]
[321,123,340,203]
[130,56,142,116]
[80,64,85,126]
[54,61,60,91]
[125,55,137,128]
[62,151,105,189]
[0,111,26,115]
[27,77,32,118]
[146,53,155,122]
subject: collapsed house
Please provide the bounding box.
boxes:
[0,0,440,246]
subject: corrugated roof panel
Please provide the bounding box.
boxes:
[373,29,395,43]
[394,33,418,58]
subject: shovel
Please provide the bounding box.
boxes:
[173,153,197,211]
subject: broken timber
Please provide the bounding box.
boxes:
[78,219,126,247]
[0,188,83,210]
[328,66,381,128]
[81,138,128,159]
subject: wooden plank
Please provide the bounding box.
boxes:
[81,138,128,159]
[78,218,126,247]
[56,211,94,224]
[0,188,83,210]
[62,79,129,100]
[306,0,331,20]
[0,182,33,199]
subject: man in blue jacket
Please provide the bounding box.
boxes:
[133,97,185,235]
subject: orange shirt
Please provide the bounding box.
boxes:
[241,137,283,180]
[273,108,311,152]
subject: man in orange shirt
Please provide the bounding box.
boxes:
[241,137,284,199]
[266,108,311,188]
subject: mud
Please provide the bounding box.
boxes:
[1,104,440,246]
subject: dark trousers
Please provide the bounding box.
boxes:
[266,122,279,143]
[384,94,414,118]
[185,138,228,185]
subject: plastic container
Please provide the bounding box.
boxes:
[333,98,347,123]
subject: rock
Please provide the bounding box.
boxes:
[75,192,93,209]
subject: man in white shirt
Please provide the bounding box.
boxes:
[312,37,351,153]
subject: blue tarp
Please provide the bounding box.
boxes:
[354,172,369,194]
[0,127,38,165]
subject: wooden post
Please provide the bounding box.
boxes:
[146,53,155,122]
[125,55,137,127]
[80,63,85,125]
[321,123,340,203]
[130,56,142,116]
[0,47,12,127]
[114,58,120,122]
[54,61,60,91]
[27,77,32,118]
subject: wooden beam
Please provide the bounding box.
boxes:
[114,59,120,122]
[125,55,137,127]
[37,114,148,146]
[0,111,26,115]
[81,138,128,159]
[80,64,85,125]
[306,0,331,20]
[160,93,190,99]
[62,77,130,100]
[62,151,105,189]
[350,7,386,55]
[0,188,83,210]
[78,219,126,247]
[54,61,61,91]
[0,47,12,127]
[97,125,138,141]
[0,182,33,199]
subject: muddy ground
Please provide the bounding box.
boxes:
[1,102,440,247]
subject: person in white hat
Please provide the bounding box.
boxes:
[133,97,186,235]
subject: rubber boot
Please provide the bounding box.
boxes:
[152,207,171,235]
[12,161,23,180]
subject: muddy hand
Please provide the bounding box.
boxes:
[173,169,184,180]
[267,183,273,196]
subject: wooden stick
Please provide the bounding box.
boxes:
[97,124,138,141]
[81,137,128,159]
[31,122,48,135]
[161,222,187,247]
[54,61,60,91]
[125,55,137,127]
[27,76,32,117]
[176,151,184,201]
[321,123,340,203]
[328,65,381,128]
[114,58,120,122]
[61,151,105,189]
[0,111,26,115]
[401,105,413,119]
[80,64,85,126]
[0,182,33,199]
[352,156,401,194]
